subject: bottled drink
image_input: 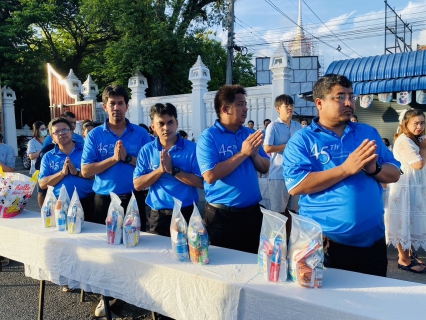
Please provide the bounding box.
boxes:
[57,209,66,232]
[175,233,189,261]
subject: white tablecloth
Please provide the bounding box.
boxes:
[2,210,426,320]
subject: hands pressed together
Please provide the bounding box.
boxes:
[342,139,378,175]
[241,130,264,158]
[61,157,78,176]
[113,140,128,162]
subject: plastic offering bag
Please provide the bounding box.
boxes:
[41,186,57,228]
[106,192,124,245]
[258,208,288,282]
[287,212,324,288]
[123,193,141,247]
[188,203,209,264]
[67,188,85,234]
[170,197,189,261]
[55,185,70,231]
[0,168,38,218]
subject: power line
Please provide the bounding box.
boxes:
[264,0,351,58]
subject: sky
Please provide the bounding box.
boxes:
[210,0,426,72]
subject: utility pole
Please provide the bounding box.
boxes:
[226,0,235,85]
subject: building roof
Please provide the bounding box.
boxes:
[325,51,426,94]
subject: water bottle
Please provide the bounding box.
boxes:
[269,235,283,282]
[68,206,77,234]
[57,209,66,232]
[175,233,189,261]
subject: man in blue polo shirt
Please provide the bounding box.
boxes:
[283,74,401,277]
[39,118,94,217]
[196,84,270,254]
[81,85,151,225]
[134,103,203,236]
[81,84,151,317]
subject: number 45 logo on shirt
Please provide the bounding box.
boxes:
[310,143,331,165]
[219,144,236,157]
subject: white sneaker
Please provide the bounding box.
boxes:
[95,298,116,317]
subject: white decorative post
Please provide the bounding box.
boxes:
[269,44,292,120]
[81,75,99,101]
[189,56,210,140]
[1,86,18,155]
[65,69,82,101]
[128,72,148,125]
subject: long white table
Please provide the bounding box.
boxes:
[1,210,426,320]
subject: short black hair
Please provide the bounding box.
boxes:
[149,103,177,121]
[139,123,150,133]
[274,94,294,108]
[60,111,76,119]
[102,85,129,104]
[263,119,271,125]
[248,120,254,125]
[313,74,352,100]
[48,117,72,134]
[178,130,188,138]
[214,85,246,119]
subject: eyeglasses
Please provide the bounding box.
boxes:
[281,105,294,109]
[326,94,358,102]
[51,128,71,136]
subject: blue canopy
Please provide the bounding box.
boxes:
[325,51,426,95]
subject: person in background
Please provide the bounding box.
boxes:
[81,85,151,317]
[196,84,269,254]
[82,121,95,138]
[350,114,358,123]
[28,121,47,175]
[0,132,15,172]
[386,109,426,273]
[134,103,203,236]
[283,74,400,277]
[300,118,309,128]
[43,111,84,147]
[264,94,302,224]
[262,119,271,137]
[382,138,392,151]
[247,120,254,129]
[178,130,188,139]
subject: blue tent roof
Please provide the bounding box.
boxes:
[325,51,426,95]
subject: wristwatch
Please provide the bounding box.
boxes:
[74,169,81,177]
[365,162,382,176]
[123,154,132,163]
[171,166,181,176]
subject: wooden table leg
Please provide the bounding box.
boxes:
[80,289,85,302]
[152,311,158,320]
[38,280,45,320]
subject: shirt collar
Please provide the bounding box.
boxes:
[102,118,133,132]
[154,134,184,151]
[311,117,355,135]
[276,117,294,126]
[52,141,81,155]
[214,119,244,134]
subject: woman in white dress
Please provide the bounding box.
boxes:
[386,109,426,273]
[27,121,47,175]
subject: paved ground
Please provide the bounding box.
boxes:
[1,158,426,319]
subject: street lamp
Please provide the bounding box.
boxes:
[21,109,24,128]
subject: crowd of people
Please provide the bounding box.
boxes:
[1,74,426,316]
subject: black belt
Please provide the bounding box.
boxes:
[207,202,258,213]
[98,193,131,200]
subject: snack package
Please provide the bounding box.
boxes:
[41,186,57,228]
[106,192,124,245]
[123,193,141,247]
[187,203,209,264]
[55,185,70,231]
[0,168,38,218]
[170,197,189,261]
[67,188,85,234]
[287,212,324,288]
[258,208,288,282]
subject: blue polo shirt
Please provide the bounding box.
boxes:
[133,135,201,209]
[196,120,268,208]
[43,133,84,147]
[82,119,151,195]
[283,118,400,247]
[39,143,93,199]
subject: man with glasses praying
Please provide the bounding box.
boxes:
[39,118,94,216]
[283,74,401,277]
[263,94,302,218]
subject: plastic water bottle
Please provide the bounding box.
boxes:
[175,233,189,261]
[57,209,66,232]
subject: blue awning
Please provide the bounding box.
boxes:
[325,51,426,95]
